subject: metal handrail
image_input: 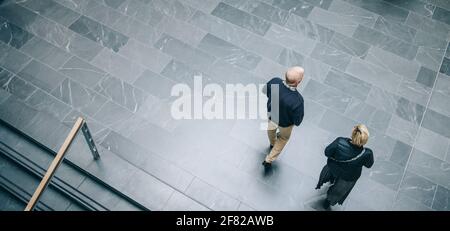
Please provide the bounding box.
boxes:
[24,117,100,211]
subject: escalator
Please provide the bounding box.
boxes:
[0,119,149,211]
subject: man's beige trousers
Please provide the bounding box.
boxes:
[265,120,294,163]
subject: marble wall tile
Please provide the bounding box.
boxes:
[395,77,432,106]
[18,60,65,93]
[346,58,402,93]
[211,2,272,36]
[275,48,304,67]
[241,33,284,60]
[69,16,129,52]
[405,12,450,42]
[342,0,409,22]
[0,70,36,101]
[329,33,370,58]
[264,23,317,55]
[352,25,418,60]
[432,7,450,25]
[432,185,450,211]
[395,97,426,125]
[415,127,450,161]
[386,114,419,145]
[284,14,335,43]
[390,140,412,167]
[302,79,352,113]
[116,0,164,25]
[133,70,176,100]
[19,0,80,27]
[190,10,251,47]
[92,100,133,128]
[51,78,107,116]
[416,66,437,87]
[374,17,417,43]
[367,159,404,190]
[154,34,216,72]
[20,37,72,69]
[324,69,372,101]
[25,89,72,121]
[398,171,437,207]
[307,7,359,35]
[328,0,379,27]
[364,47,421,80]
[310,43,351,71]
[91,49,144,84]
[118,39,171,74]
[63,33,104,61]
[0,19,33,49]
[95,75,148,113]
[0,42,32,74]
[179,0,220,13]
[58,56,107,87]
[408,149,450,189]
[197,33,262,70]
[185,178,240,211]
[440,57,450,76]
[384,0,435,17]
[422,109,450,139]
[318,109,356,136]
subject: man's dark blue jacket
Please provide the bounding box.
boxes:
[264,77,304,127]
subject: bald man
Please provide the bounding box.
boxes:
[262,67,305,169]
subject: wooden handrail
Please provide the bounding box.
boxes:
[24,117,84,211]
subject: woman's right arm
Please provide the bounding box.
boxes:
[325,138,339,158]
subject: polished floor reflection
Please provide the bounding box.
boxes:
[0,0,450,211]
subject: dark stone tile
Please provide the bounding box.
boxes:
[51,78,107,117]
[0,70,36,100]
[324,69,372,101]
[284,14,334,43]
[0,42,32,74]
[398,171,437,207]
[422,109,450,139]
[133,70,175,99]
[58,56,107,87]
[0,3,38,29]
[374,16,417,43]
[0,19,33,49]
[307,7,359,35]
[17,60,65,93]
[0,88,10,104]
[390,140,412,167]
[160,59,207,85]
[115,0,165,26]
[352,25,418,60]
[329,33,370,58]
[416,66,437,88]
[432,185,450,211]
[276,48,304,67]
[250,1,290,26]
[92,101,133,128]
[241,33,284,60]
[302,79,352,113]
[19,0,80,26]
[393,194,433,211]
[154,34,216,72]
[440,57,450,76]
[0,187,24,211]
[118,39,171,74]
[328,0,379,27]
[433,6,450,25]
[211,2,272,36]
[395,97,426,125]
[91,49,144,84]
[197,33,262,70]
[64,33,104,61]
[383,0,435,17]
[100,131,194,192]
[408,149,450,189]
[81,0,122,27]
[343,0,409,22]
[95,75,147,113]
[319,109,356,136]
[264,23,317,55]
[310,43,352,70]
[25,89,72,121]
[103,0,125,9]
[20,37,72,69]
[446,42,450,58]
[367,159,404,190]
[69,16,129,52]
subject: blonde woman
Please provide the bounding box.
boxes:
[316,124,374,210]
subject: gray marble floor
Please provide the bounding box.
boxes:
[0,0,449,211]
